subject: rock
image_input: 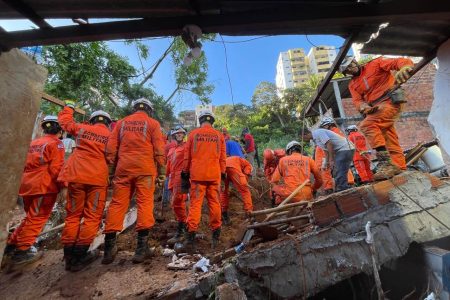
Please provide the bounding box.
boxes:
[215,283,247,300]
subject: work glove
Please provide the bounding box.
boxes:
[156,175,166,187]
[359,103,378,115]
[64,99,76,109]
[181,171,190,194]
[394,66,413,84]
[221,173,227,181]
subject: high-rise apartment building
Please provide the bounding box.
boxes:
[275,46,337,94]
[307,46,337,77]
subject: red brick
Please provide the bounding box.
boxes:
[334,188,370,217]
[310,197,341,226]
[371,175,408,205]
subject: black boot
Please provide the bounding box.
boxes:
[1,244,16,269]
[222,211,232,226]
[167,222,186,247]
[11,247,43,266]
[212,228,221,249]
[70,245,99,272]
[132,230,153,264]
[174,232,196,254]
[101,232,117,265]
[63,246,74,271]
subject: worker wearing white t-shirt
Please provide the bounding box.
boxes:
[301,128,355,192]
[62,134,76,158]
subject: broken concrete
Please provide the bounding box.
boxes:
[157,172,450,299]
[215,283,247,300]
[0,49,47,259]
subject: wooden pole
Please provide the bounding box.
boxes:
[250,200,308,217]
[264,180,310,222]
[248,215,310,229]
[41,93,86,115]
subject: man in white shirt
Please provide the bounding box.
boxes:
[62,133,76,158]
[301,128,355,192]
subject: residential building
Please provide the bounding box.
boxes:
[177,110,196,129]
[275,46,337,95]
[307,46,337,77]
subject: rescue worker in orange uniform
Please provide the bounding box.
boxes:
[220,156,253,225]
[340,56,414,180]
[103,98,166,264]
[178,111,226,253]
[271,141,322,204]
[4,116,64,266]
[263,148,285,181]
[166,126,188,246]
[320,117,355,186]
[57,101,111,271]
[346,125,374,183]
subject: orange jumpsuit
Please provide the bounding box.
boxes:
[348,131,374,183]
[105,111,165,233]
[220,156,253,213]
[349,57,414,170]
[271,153,322,203]
[167,142,188,223]
[330,127,355,185]
[263,148,285,181]
[58,107,110,246]
[8,134,65,250]
[183,123,226,232]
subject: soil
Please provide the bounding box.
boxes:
[0,174,272,299]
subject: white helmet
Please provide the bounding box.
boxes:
[319,116,336,128]
[198,110,215,123]
[346,125,358,132]
[133,98,154,110]
[286,141,301,153]
[171,126,187,135]
[89,110,112,123]
[339,56,355,74]
[41,115,58,127]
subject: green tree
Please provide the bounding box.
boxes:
[41,42,136,116]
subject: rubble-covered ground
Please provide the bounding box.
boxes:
[0,176,271,299]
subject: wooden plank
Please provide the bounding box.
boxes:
[41,93,86,115]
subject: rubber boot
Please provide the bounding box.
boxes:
[11,247,43,267]
[222,211,232,226]
[101,232,118,265]
[1,244,16,269]
[374,151,402,181]
[167,222,186,247]
[63,246,74,271]
[174,232,196,254]
[70,245,99,272]
[132,230,154,264]
[212,228,221,250]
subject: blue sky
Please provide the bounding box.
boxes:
[0,19,345,115]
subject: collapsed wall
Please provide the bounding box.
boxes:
[156,172,450,299]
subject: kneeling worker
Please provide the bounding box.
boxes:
[271,141,322,204]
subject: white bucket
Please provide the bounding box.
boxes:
[421,145,446,172]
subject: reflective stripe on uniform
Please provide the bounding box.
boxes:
[76,129,85,147]
[39,143,48,165]
[92,191,100,212]
[35,196,43,215]
[142,121,148,141]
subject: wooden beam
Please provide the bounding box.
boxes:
[303,32,356,117]
[1,0,450,49]
[1,0,52,29]
[41,93,86,115]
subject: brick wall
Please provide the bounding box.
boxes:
[340,63,437,150]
